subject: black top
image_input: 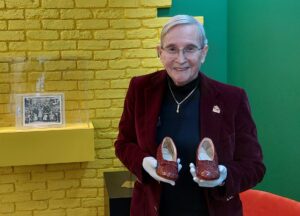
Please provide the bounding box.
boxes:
[156,75,209,216]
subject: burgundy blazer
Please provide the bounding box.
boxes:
[115,70,266,216]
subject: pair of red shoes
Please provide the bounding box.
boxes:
[156,137,220,181]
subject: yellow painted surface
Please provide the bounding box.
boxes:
[0,122,94,167]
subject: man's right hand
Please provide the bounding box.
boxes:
[142,156,181,186]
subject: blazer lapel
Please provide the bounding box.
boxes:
[144,72,167,156]
[200,73,223,148]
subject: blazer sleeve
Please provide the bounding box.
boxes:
[210,89,266,200]
[114,77,150,183]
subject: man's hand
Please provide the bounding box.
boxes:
[189,163,227,187]
[143,156,182,186]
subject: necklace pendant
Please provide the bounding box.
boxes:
[176,104,180,113]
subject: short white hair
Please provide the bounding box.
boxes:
[160,15,208,48]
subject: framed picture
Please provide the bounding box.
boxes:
[15,93,65,129]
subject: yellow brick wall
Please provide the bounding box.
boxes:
[0,0,204,215]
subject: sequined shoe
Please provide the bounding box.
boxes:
[156,137,178,181]
[196,137,220,180]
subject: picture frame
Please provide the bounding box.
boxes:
[15,93,65,129]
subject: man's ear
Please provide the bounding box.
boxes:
[157,45,162,58]
[200,45,208,63]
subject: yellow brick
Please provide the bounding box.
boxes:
[44,60,76,71]
[0,167,12,174]
[0,192,31,202]
[66,188,97,198]
[143,18,169,28]
[44,40,76,50]
[113,158,125,167]
[125,49,157,58]
[9,41,42,51]
[111,99,125,108]
[10,83,35,93]
[8,20,41,30]
[61,50,92,60]
[141,0,171,8]
[45,81,77,91]
[76,19,108,30]
[0,73,26,83]
[61,9,92,19]
[31,171,64,181]
[77,60,107,70]
[63,71,94,80]
[65,101,79,110]
[94,50,121,60]
[0,184,14,194]
[0,212,32,216]
[0,0,4,8]
[0,21,6,30]
[28,51,60,60]
[0,202,14,213]
[95,107,122,118]
[92,120,111,129]
[95,89,126,99]
[111,118,121,127]
[32,190,65,200]
[125,8,156,18]
[48,180,80,190]
[95,70,125,79]
[110,19,141,29]
[42,0,74,8]
[109,0,139,7]
[27,30,59,40]
[80,100,110,110]
[16,201,47,211]
[65,169,97,179]
[127,28,157,39]
[29,72,61,81]
[42,20,74,30]
[49,198,81,209]
[33,209,66,216]
[126,68,155,77]
[0,84,9,93]
[82,178,103,188]
[47,163,81,171]
[5,0,39,8]
[0,31,24,41]
[78,40,109,50]
[0,174,30,184]
[61,30,92,39]
[25,9,59,19]
[78,80,110,90]
[82,197,103,207]
[64,91,94,100]
[110,40,140,49]
[94,8,123,18]
[15,182,46,192]
[142,38,160,48]
[66,208,97,216]
[75,0,107,8]
[94,29,125,39]
[111,79,130,88]
[96,148,116,158]
[142,58,163,67]
[0,94,11,103]
[109,59,140,69]
[14,165,45,173]
[11,61,43,72]
[0,9,23,19]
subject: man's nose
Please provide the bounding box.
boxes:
[176,50,187,63]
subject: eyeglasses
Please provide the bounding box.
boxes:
[161,45,202,57]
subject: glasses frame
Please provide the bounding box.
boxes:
[161,45,203,58]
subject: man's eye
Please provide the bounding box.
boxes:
[185,46,197,52]
[166,47,177,53]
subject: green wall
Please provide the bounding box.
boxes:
[228,0,300,201]
[159,0,300,201]
[158,0,228,82]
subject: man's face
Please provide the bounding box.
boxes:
[158,24,208,86]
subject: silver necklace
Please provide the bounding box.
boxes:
[168,81,198,113]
